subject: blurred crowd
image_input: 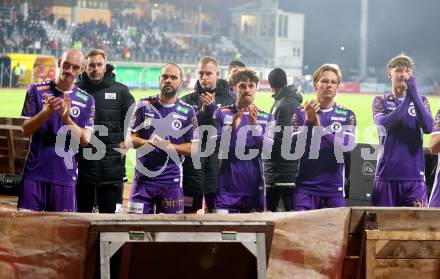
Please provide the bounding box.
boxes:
[0,3,260,63]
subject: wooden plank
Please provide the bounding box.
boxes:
[349,208,440,233]
[367,230,440,241]
[375,259,440,279]
[83,231,99,279]
[365,238,376,279]
[375,240,440,259]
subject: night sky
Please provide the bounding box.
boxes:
[280,0,440,83]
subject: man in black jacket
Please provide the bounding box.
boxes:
[181,56,235,213]
[76,49,135,213]
[264,68,303,211]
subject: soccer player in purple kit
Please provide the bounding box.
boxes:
[17,49,95,212]
[213,70,274,213]
[291,64,356,211]
[127,63,198,214]
[372,54,433,207]
[428,111,440,207]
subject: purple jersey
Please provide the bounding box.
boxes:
[429,110,440,207]
[372,92,432,181]
[213,104,274,196]
[292,103,356,197]
[129,95,198,187]
[20,81,95,186]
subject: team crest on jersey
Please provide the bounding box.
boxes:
[144,116,152,127]
[70,106,80,118]
[172,119,182,130]
[408,104,416,117]
[330,121,343,132]
[224,114,233,125]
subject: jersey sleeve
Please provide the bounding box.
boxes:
[78,96,95,130]
[21,86,37,119]
[184,107,199,142]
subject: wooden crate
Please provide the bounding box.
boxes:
[343,208,440,279]
[366,230,440,279]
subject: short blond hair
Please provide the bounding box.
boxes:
[85,49,106,60]
[387,53,414,71]
[312,63,342,84]
[198,56,218,67]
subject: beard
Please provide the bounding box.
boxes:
[160,86,178,99]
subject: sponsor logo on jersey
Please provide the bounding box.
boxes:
[173,113,187,120]
[256,119,267,124]
[257,111,269,118]
[36,85,50,91]
[331,116,346,121]
[177,105,189,114]
[76,91,89,102]
[71,100,86,107]
[335,108,348,116]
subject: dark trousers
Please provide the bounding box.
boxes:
[76,182,124,213]
[266,186,295,212]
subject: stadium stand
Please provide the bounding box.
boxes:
[0,2,266,66]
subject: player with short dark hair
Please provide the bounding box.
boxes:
[17,49,95,212]
[291,64,356,211]
[264,68,302,212]
[372,54,433,207]
[213,69,274,213]
[127,63,198,214]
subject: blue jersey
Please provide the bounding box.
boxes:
[213,104,274,196]
[21,80,95,186]
[292,102,356,197]
[130,95,198,187]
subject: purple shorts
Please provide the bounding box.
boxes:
[17,177,76,212]
[292,189,345,211]
[128,181,183,214]
[372,180,427,207]
[215,192,263,213]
